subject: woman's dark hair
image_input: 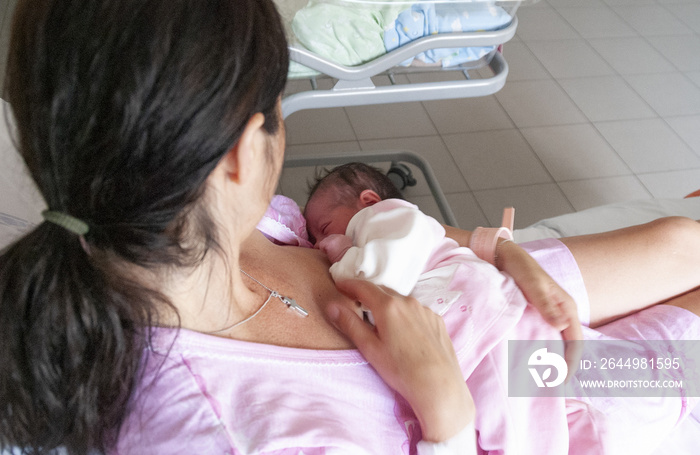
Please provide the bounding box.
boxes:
[0,0,288,453]
[307,162,404,208]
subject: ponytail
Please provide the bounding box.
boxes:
[1,0,290,451]
[0,223,153,453]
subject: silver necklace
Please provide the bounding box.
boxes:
[208,269,308,334]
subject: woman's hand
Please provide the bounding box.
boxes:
[496,240,583,378]
[326,280,475,443]
[444,225,582,377]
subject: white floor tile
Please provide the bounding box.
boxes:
[358,135,469,195]
[526,40,615,79]
[625,73,700,116]
[422,96,514,135]
[521,0,549,8]
[500,42,551,81]
[445,192,489,230]
[514,7,580,42]
[405,194,447,225]
[588,37,675,75]
[495,80,588,127]
[522,124,632,180]
[443,129,552,190]
[559,176,651,211]
[655,0,699,4]
[638,169,700,199]
[595,119,700,173]
[285,107,356,145]
[548,0,606,8]
[612,5,694,36]
[558,76,656,122]
[665,115,700,155]
[284,79,315,97]
[345,102,437,140]
[665,3,700,34]
[473,183,574,229]
[687,72,700,88]
[646,35,700,73]
[603,0,655,5]
[285,141,363,159]
[556,7,636,38]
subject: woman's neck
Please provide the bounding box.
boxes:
[160,230,260,333]
[160,229,356,349]
[232,231,360,348]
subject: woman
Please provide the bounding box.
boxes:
[1,0,699,454]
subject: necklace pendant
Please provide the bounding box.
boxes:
[273,291,309,318]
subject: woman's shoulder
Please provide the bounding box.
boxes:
[117,330,236,452]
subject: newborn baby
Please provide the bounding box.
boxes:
[303,162,514,317]
[306,162,513,286]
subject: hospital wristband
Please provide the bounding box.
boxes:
[469,207,515,266]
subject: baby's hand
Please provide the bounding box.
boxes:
[318,234,353,263]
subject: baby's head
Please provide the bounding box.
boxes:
[304,163,403,245]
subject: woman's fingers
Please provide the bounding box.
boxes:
[329,279,474,443]
[334,279,395,310]
[326,302,378,356]
[535,284,583,378]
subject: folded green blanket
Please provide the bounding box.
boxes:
[292,1,405,68]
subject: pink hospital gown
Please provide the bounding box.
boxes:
[116,196,700,454]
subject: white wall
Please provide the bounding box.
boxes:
[0,100,45,248]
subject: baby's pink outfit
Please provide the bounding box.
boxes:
[256,195,314,248]
[116,196,700,454]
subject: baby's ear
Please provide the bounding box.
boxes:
[359,189,382,207]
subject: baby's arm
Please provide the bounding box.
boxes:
[330,200,445,296]
[444,224,578,329]
[444,224,582,376]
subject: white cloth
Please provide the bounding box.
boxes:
[328,199,464,317]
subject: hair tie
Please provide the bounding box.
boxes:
[41,210,90,235]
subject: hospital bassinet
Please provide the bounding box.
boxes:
[278,0,536,226]
[278,0,533,118]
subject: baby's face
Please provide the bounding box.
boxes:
[305,190,361,246]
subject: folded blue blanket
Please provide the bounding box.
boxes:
[384,3,512,67]
[292,1,512,70]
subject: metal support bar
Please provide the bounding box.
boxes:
[284,150,459,227]
[283,51,507,118]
